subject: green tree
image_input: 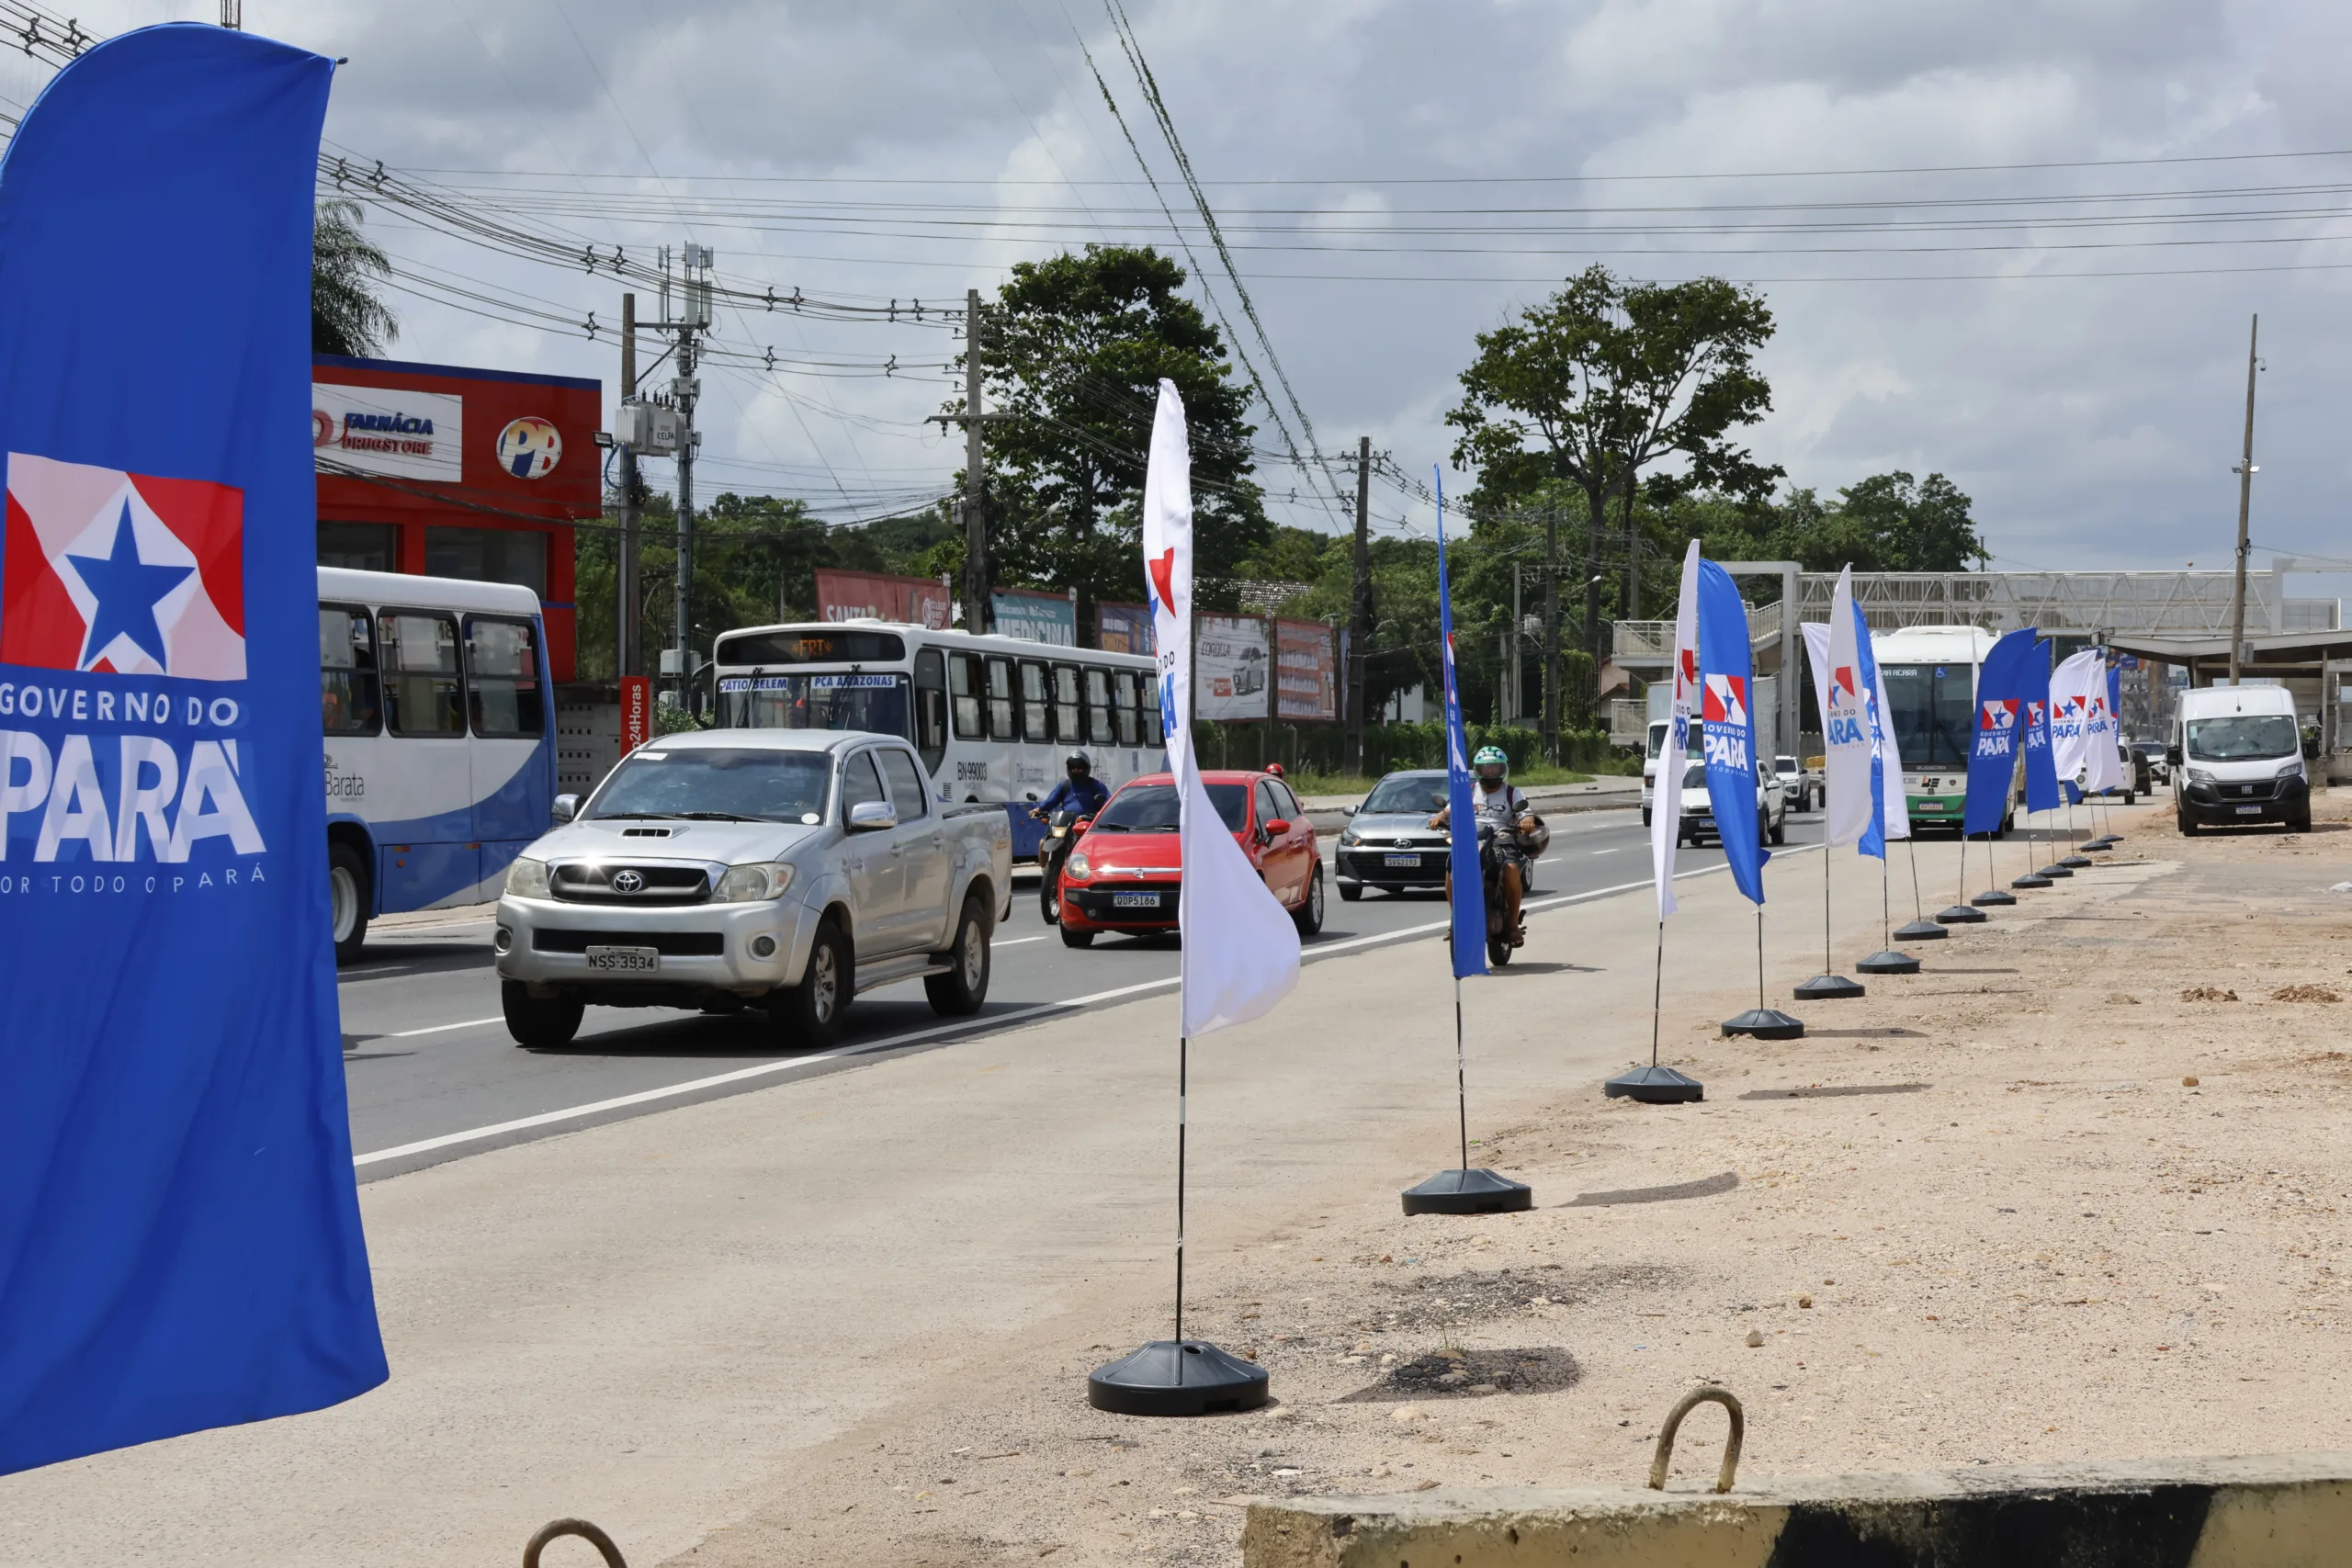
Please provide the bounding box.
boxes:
[311,197,398,357]
[1447,265,1778,754]
[956,245,1268,625]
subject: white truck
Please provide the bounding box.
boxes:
[493,728,1013,1049]
[2170,684,2311,834]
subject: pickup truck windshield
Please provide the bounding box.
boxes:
[589,748,834,822]
[1090,782,1249,832]
[2186,714,2298,762]
[1362,775,1447,814]
[716,672,911,739]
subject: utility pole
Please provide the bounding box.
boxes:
[2229,312,2260,687]
[219,1,239,27]
[616,292,640,681]
[1544,508,1563,764]
[930,288,1012,633]
[645,243,709,705]
[1510,563,1522,723]
[1346,437,1371,773]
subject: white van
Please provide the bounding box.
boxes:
[2170,684,2311,833]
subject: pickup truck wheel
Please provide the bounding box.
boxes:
[503,980,582,1049]
[924,894,992,1016]
[774,919,851,1048]
[1770,810,1787,846]
[329,841,370,965]
[1293,863,1326,937]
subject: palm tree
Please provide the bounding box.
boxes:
[312,197,397,358]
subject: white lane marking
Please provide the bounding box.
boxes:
[995,935,1048,947]
[353,845,1821,1168]
[388,1015,506,1039]
[1589,845,1634,854]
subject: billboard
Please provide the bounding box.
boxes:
[1098,600,1155,657]
[311,382,461,482]
[1274,617,1337,721]
[1198,613,1271,721]
[814,568,952,629]
[992,587,1078,646]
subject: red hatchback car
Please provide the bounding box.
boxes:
[1056,769,1325,946]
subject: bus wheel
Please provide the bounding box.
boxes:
[329,841,371,965]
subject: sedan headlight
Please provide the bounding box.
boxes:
[1338,829,1361,847]
[712,861,797,903]
[1065,853,1091,881]
[504,856,549,897]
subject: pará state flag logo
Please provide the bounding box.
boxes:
[494,416,561,479]
[1829,664,1860,709]
[1979,698,2018,731]
[1702,672,1747,728]
[1,452,244,680]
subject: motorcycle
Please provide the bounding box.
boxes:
[1476,819,1542,968]
[1037,807,1082,924]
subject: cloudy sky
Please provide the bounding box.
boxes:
[12,2,2350,586]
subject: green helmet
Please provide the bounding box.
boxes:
[1472,745,1509,776]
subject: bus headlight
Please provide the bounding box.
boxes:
[713,861,796,902]
[505,857,550,897]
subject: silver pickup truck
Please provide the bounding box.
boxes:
[493,728,1012,1049]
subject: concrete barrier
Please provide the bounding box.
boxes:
[1242,1453,2352,1567]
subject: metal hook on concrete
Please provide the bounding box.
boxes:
[1647,1384,1744,1494]
[523,1518,628,1568]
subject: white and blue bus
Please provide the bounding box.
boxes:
[319,566,555,961]
[706,620,1167,857]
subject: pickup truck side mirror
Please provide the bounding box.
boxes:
[549,793,579,825]
[2165,744,2182,766]
[847,800,899,832]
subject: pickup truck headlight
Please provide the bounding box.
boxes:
[504,856,549,897]
[1065,853,1091,881]
[712,861,797,903]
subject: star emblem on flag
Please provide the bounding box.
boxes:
[63,500,194,671]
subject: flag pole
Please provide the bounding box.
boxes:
[1173,1033,1187,1344]
[1858,848,1919,974]
[1796,829,1866,1001]
[1894,833,1945,941]
[1725,859,1808,1036]
[1454,976,1469,1177]
[1938,824,1986,925]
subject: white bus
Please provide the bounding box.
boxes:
[319,566,556,962]
[1872,625,2018,833]
[706,621,1168,858]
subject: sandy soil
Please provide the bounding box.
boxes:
[671,797,2352,1568]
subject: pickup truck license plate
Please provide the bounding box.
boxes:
[1384,853,1420,867]
[2234,804,2263,815]
[585,945,660,972]
[1112,892,1161,909]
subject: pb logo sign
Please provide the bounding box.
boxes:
[1,453,244,680]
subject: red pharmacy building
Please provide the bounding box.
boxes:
[312,354,603,680]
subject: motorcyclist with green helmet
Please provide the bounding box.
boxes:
[1428,744,1536,948]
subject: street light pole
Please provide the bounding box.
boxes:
[2229,312,2260,687]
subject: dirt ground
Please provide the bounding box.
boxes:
[664,796,2352,1568]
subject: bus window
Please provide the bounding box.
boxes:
[1053,664,1081,742]
[986,656,1016,739]
[379,610,465,737]
[320,604,380,736]
[948,653,983,739]
[1085,666,1115,746]
[1019,660,1051,743]
[914,648,948,773]
[466,615,545,739]
[1142,673,1165,747]
[1114,669,1140,747]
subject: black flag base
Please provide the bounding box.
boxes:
[2084,837,2117,852]
[1722,1007,1806,1039]
[2035,863,2075,879]
[1087,1340,1270,1416]
[1605,1064,1706,1101]
[1793,974,1866,1002]
[1894,919,1950,942]
[2011,872,2055,889]
[1971,888,2018,907]
[2059,852,2094,869]
[1401,1167,1534,1215]
[1936,903,1988,924]
[1857,948,1921,976]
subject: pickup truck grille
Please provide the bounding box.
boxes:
[551,863,711,905]
[532,929,726,956]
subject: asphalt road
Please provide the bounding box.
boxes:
[339,806,1826,1178]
